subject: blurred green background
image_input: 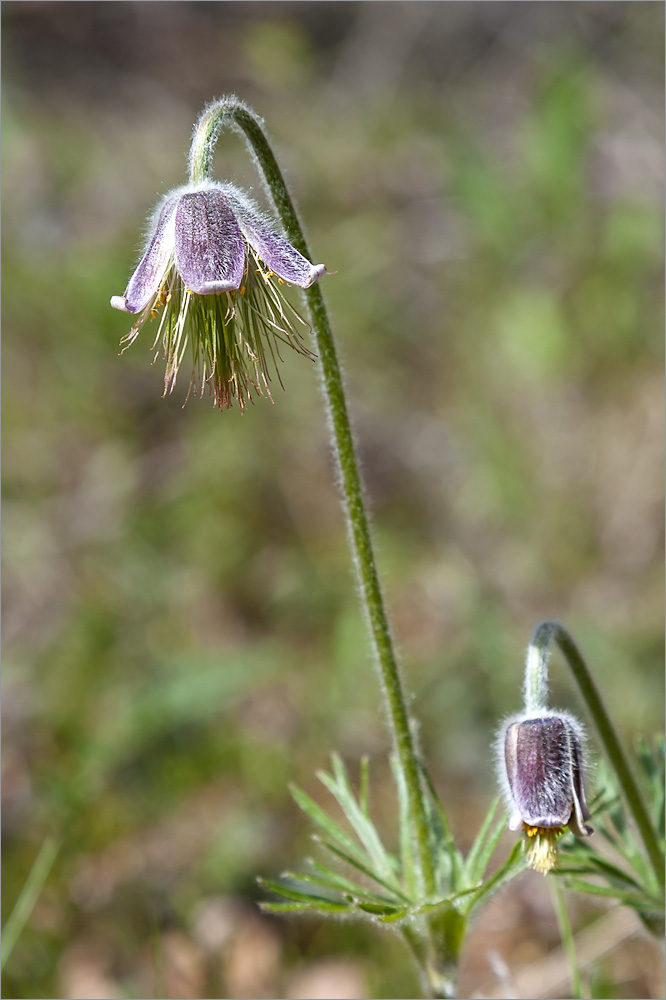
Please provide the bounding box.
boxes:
[2,3,663,998]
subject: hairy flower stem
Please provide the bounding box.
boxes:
[400,921,458,1000]
[189,100,437,903]
[528,621,664,889]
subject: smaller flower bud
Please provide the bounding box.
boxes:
[497,711,593,874]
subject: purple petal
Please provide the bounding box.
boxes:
[227,191,324,288]
[111,195,178,314]
[569,733,593,836]
[174,189,244,294]
[505,718,574,829]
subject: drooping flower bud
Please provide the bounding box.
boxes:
[498,711,593,874]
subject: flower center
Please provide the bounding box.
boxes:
[522,824,564,874]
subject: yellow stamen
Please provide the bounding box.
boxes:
[523,825,564,875]
[151,285,169,319]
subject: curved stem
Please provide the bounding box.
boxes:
[523,629,549,713]
[189,99,436,897]
[528,620,664,888]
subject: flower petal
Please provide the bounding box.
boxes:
[508,809,523,832]
[568,734,594,837]
[111,195,178,314]
[227,191,325,288]
[505,718,574,829]
[174,189,244,294]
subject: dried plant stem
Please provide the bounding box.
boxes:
[189,98,437,905]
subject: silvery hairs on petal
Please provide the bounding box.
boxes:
[174,188,244,294]
[110,191,180,314]
[221,184,326,288]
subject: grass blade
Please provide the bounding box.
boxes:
[2,836,61,971]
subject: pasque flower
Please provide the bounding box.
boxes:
[498,711,593,873]
[497,629,594,874]
[111,181,325,410]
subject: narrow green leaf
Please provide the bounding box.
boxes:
[463,840,525,915]
[351,885,484,928]
[420,763,455,844]
[588,789,619,818]
[290,784,368,866]
[297,865,400,907]
[616,838,658,893]
[351,899,402,916]
[636,739,656,782]
[651,768,665,837]
[592,823,624,852]
[279,870,345,895]
[260,902,311,913]
[260,900,350,914]
[318,839,410,902]
[334,887,483,926]
[635,737,664,829]
[359,756,370,818]
[318,755,395,880]
[561,877,663,910]
[561,832,662,905]
[409,884,481,919]
[420,763,464,890]
[307,859,373,897]
[258,878,341,907]
[463,797,505,884]
[392,752,418,898]
[557,857,642,891]
[378,908,412,924]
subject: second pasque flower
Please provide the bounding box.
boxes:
[499,711,593,873]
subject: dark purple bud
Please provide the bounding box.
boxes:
[174,189,244,294]
[227,190,325,288]
[111,194,179,314]
[504,715,593,836]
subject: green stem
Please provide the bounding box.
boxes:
[2,836,61,971]
[523,626,549,713]
[529,620,664,889]
[189,99,436,898]
[550,880,584,1000]
[401,926,457,1000]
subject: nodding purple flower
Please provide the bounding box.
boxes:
[111,181,325,410]
[497,711,593,874]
